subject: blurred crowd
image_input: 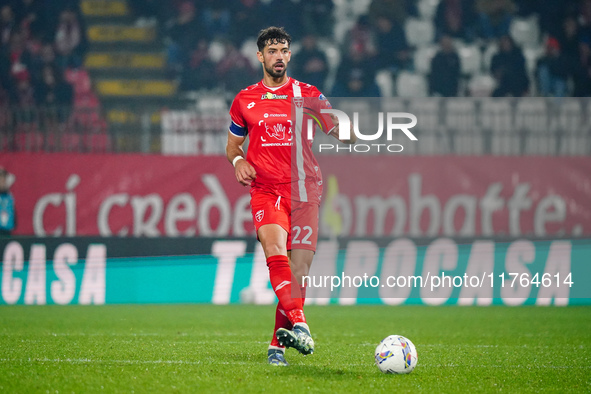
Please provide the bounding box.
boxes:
[148,0,591,97]
[2,0,591,110]
[0,0,86,115]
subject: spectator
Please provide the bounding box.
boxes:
[54,7,87,68]
[127,0,162,27]
[25,42,56,85]
[165,1,203,73]
[42,0,78,36]
[35,64,73,122]
[369,0,416,26]
[558,17,583,59]
[580,0,591,44]
[477,0,515,40]
[0,4,16,46]
[572,42,591,97]
[290,34,329,91]
[12,78,36,123]
[490,35,529,96]
[229,0,265,47]
[536,37,569,97]
[429,35,461,97]
[181,38,217,91]
[373,16,411,73]
[558,17,584,86]
[301,0,334,38]
[535,0,578,38]
[343,15,377,60]
[263,0,303,41]
[6,31,31,83]
[13,0,45,41]
[215,40,256,92]
[434,0,477,41]
[0,166,16,237]
[332,50,380,97]
[200,0,232,40]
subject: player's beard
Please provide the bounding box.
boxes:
[265,61,287,78]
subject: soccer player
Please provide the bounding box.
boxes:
[226,26,355,366]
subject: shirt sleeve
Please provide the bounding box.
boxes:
[228,95,247,137]
[311,87,336,135]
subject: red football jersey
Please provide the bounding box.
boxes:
[229,77,334,204]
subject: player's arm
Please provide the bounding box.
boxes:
[327,114,357,144]
[226,132,256,186]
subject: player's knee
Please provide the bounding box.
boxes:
[291,262,310,283]
[263,243,286,258]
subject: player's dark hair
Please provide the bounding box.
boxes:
[257,26,291,52]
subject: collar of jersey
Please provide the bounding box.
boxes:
[261,77,291,91]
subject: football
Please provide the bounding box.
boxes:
[374,335,418,374]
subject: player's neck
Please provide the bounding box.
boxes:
[262,73,289,88]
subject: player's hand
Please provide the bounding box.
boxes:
[234,159,256,186]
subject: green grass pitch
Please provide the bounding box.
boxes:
[1,305,590,393]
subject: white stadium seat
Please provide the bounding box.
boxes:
[458,45,482,75]
[351,0,372,17]
[557,99,584,134]
[396,72,428,97]
[240,38,260,69]
[375,69,394,97]
[482,42,498,71]
[444,99,482,154]
[197,97,228,115]
[515,99,548,133]
[408,98,440,133]
[208,40,225,63]
[510,16,541,48]
[516,99,555,155]
[558,99,589,155]
[418,0,440,20]
[468,74,496,97]
[380,97,407,112]
[414,45,438,75]
[445,99,476,133]
[404,18,435,48]
[480,99,519,155]
[523,46,543,75]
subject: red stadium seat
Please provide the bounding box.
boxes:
[14,130,44,151]
[60,132,82,151]
[85,132,112,152]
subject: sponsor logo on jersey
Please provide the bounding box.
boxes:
[261,92,288,100]
[318,93,332,108]
[247,102,255,109]
[255,209,264,222]
[265,123,286,140]
[264,113,287,118]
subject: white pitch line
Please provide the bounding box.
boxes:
[0,358,588,369]
[0,358,202,365]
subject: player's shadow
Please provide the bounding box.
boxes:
[265,361,370,378]
[232,349,371,377]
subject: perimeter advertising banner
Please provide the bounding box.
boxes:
[1,237,589,305]
[1,153,590,238]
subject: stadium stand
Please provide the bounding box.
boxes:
[0,0,589,154]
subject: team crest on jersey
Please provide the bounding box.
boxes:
[294,97,304,108]
[261,92,288,100]
[255,210,264,222]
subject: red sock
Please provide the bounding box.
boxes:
[270,302,293,347]
[267,255,305,325]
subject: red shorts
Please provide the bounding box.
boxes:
[250,189,319,251]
